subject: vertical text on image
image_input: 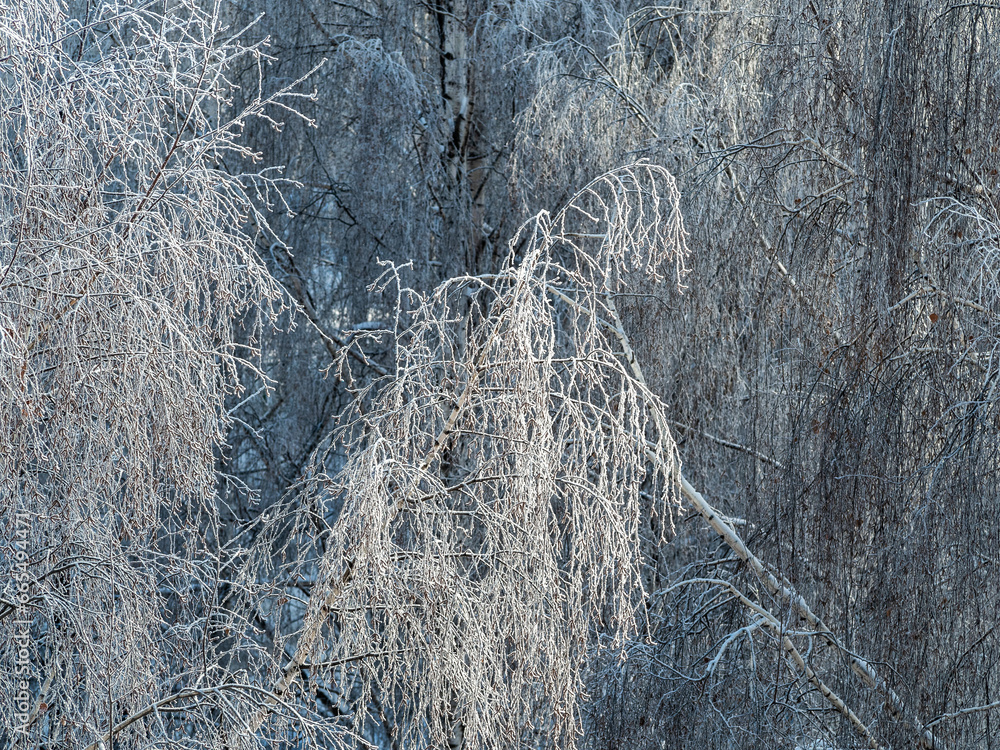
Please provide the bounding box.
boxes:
[12,511,33,734]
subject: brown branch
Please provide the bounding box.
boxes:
[606,293,945,750]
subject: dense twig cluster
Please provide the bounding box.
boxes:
[5,0,1000,748]
[255,165,687,750]
[0,1,309,746]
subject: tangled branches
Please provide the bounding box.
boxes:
[0,1,311,746]
[259,164,689,750]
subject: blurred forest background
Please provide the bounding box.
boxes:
[3,0,1000,748]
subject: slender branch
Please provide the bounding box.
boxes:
[927,698,1000,728]
[664,577,880,748]
[604,293,946,750]
[667,419,786,471]
[691,132,844,347]
[277,251,389,378]
[83,683,323,750]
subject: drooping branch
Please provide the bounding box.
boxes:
[248,164,687,750]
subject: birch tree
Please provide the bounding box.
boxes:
[233,164,687,750]
[227,0,1000,747]
[0,1,313,746]
[6,0,1000,749]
